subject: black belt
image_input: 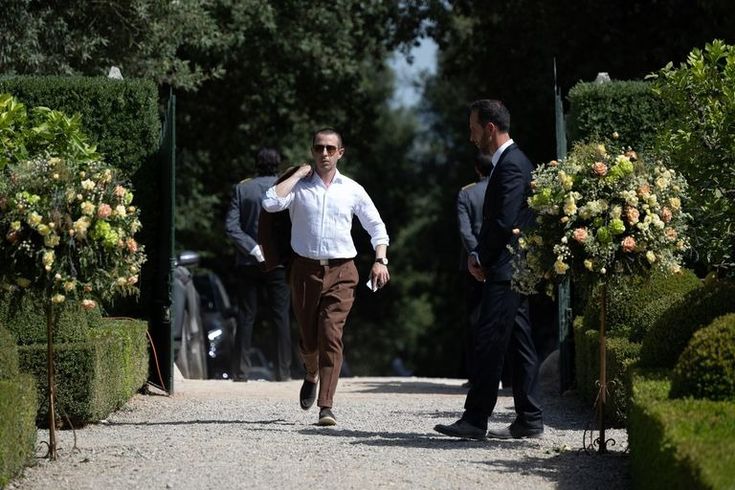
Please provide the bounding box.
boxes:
[296,255,352,266]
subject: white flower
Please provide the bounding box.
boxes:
[81,179,96,191]
[646,251,657,264]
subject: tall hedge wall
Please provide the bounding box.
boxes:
[567,80,667,151]
[0,76,159,177]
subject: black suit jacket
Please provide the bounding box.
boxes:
[474,143,534,281]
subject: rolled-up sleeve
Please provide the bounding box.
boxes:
[354,187,389,249]
[262,186,293,212]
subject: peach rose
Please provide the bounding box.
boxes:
[592,161,608,176]
[661,207,673,223]
[621,236,636,253]
[625,206,640,225]
[573,228,588,243]
[97,203,112,219]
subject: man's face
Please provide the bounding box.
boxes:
[469,110,493,154]
[311,133,344,175]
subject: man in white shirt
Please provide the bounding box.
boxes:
[262,128,390,426]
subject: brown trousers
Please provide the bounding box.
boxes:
[290,256,358,408]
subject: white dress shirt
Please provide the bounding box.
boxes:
[262,169,389,260]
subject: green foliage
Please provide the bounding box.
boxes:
[640,279,735,368]
[567,81,667,150]
[0,291,99,345]
[628,369,735,490]
[0,0,224,91]
[671,313,735,401]
[0,76,159,177]
[0,375,37,487]
[0,326,19,379]
[17,318,148,426]
[574,317,641,426]
[652,39,735,276]
[583,269,701,342]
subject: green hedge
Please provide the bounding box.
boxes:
[18,318,148,427]
[0,325,37,487]
[640,280,735,369]
[0,290,103,345]
[574,316,641,426]
[583,270,701,342]
[628,369,735,489]
[671,313,735,401]
[567,80,667,150]
[0,76,159,177]
[0,375,37,488]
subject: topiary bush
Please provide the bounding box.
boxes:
[639,279,735,368]
[670,313,735,401]
[583,269,701,342]
[0,290,102,345]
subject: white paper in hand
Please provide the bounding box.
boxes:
[365,278,378,292]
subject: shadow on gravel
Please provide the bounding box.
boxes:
[348,380,468,395]
[475,450,630,490]
[298,427,541,451]
[106,419,297,426]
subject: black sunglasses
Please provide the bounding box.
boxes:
[312,144,339,156]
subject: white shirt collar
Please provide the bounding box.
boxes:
[491,138,515,167]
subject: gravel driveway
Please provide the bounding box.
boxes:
[8,356,630,489]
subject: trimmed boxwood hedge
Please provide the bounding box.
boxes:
[567,80,667,151]
[18,318,148,427]
[0,76,159,177]
[640,279,735,369]
[628,369,735,490]
[0,376,37,487]
[0,325,37,487]
[0,290,103,345]
[671,313,735,401]
[583,270,701,342]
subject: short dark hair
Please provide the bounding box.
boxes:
[255,147,281,176]
[469,99,510,132]
[475,152,493,177]
[312,127,343,147]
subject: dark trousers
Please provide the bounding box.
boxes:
[463,274,513,386]
[233,265,292,381]
[462,280,543,431]
[289,256,358,409]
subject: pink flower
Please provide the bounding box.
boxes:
[97,203,112,219]
[661,207,673,223]
[126,238,138,253]
[81,299,97,310]
[637,183,651,198]
[625,206,640,225]
[114,185,126,198]
[592,161,608,176]
[621,236,636,253]
[665,227,678,241]
[573,228,588,243]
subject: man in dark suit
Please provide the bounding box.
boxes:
[435,99,543,440]
[225,147,292,382]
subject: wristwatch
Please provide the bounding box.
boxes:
[375,257,389,266]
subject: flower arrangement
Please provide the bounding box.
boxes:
[0,94,145,309]
[512,140,689,296]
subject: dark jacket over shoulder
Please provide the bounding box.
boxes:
[225,175,277,267]
[475,143,534,281]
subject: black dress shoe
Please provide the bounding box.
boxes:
[487,424,544,439]
[433,419,486,440]
[318,408,336,426]
[299,379,317,410]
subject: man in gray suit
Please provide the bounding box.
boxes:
[226,147,292,382]
[456,152,492,384]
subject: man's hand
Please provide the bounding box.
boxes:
[468,254,486,282]
[295,164,313,179]
[370,263,390,289]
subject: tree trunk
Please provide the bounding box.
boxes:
[45,300,57,460]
